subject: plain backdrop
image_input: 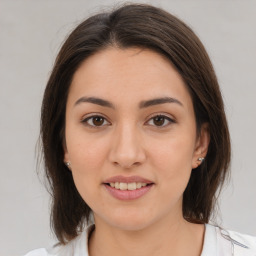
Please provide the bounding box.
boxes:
[0,0,255,255]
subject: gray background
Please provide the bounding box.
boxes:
[0,0,255,255]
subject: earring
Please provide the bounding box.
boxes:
[65,162,71,168]
[198,157,205,162]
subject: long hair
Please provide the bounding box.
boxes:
[40,3,231,244]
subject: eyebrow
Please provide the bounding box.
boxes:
[74,96,183,109]
[74,97,115,109]
[139,97,183,108]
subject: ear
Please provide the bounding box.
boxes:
[63,138,71,170]
[192,123,210,169]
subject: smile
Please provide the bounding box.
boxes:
[108,182,148,190]
[104,183,154,200]
[103,175,154,200]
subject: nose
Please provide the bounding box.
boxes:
[108,123,146,169]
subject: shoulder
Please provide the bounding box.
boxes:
[224,228,256,251]
[215,225,256,255]
[24,248,50,256]
[24,224,93,256]
[24,241,80,256]
[24,240,83,256]
[202,224,256,255]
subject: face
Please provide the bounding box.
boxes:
[64,47,209,231]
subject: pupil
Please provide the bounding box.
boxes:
[93,117,104,126]
[154,116,164,126]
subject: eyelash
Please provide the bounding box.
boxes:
[81,114,110,128]
[146,114,175,127]
[81,114,175,128]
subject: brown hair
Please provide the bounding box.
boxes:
[40,3,231,244]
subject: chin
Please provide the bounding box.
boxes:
[98,209,157,231]
[111,219,152,231]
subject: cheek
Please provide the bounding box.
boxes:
[149,132,196,190]
[66,126,109,170]
[151,132,195,168]
[67,139,108,208]
[65,130,110,197]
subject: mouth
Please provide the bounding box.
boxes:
[104,182,153,191]
[103,175,155,200]
[102,176,154,200]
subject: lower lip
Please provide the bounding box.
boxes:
[104,184,154,200]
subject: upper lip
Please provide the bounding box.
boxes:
[103,175,154,184]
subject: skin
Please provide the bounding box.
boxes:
[64,47,210,256]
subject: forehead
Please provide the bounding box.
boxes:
[69,47,192,109]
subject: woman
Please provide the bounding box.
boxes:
[26,3,256,256]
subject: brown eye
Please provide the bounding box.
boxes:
[147,115,175,127]
[82,115,110,127]
[92,116,104,126]
[153,116,165,126]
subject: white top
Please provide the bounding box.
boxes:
[25,224,256,256]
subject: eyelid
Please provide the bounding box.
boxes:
[80,112,175,128]
[145,113,176,127]
[81,113,111,128]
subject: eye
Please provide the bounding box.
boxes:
[81,115,110,127]
[146,115,175,127]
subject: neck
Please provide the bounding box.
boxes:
[88,214,205,256]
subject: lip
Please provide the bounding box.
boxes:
[103,175,154,184]
[103,183,154,200]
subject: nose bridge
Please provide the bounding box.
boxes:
[109,120,145,168]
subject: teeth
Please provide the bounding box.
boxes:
[114,182,120,189]
[109,182,148,190]
[128,182,136,190]
[119,182,128,190]
[137,182,142,189]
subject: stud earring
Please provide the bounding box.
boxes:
[198,157,205,162]
[65,162,71,168]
